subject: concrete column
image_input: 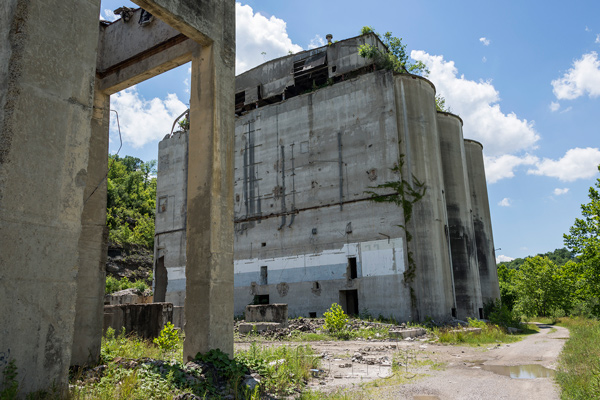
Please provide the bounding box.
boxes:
[184,42,235,359]
[464,139,501,305]
[393,74,455,321]
[0,0,101,393]
[71,83,110,366]
[437,113,483,320]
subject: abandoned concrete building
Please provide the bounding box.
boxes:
[154,33,501,323]
[2,0,235,394]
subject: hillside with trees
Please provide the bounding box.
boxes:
[105,155,157,293]
[496,165,600,318]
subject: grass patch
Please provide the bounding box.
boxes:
[432,319,522,345]
[556,317,600,399]
[100,327,182,363]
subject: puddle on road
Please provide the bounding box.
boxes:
[480,364,555,379]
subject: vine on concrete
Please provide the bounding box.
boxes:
[364,155,426,307]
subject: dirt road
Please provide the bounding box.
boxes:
[235,323,569,399]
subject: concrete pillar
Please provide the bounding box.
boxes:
[464,139,501,305]
[0,0,101,393]
[437,113,483,320]
[393,74,455,321]
[183,42,235,359]
[71,83,110,366]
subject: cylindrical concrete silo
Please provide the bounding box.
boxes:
[437,113,483,320]
[393,74,455,321]
[464,139,501,306]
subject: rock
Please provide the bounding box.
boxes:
[243,375,260,391]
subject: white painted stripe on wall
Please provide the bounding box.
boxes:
[234,238,403,277]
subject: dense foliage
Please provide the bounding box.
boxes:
[106,155,157,249]
[497,166,600,318]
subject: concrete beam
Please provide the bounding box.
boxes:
[96,8,196,95]
[0,0,101,393]
[131,0,234,48]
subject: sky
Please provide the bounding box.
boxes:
[99,0,600,262]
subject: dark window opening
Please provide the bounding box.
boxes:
[261,242,266,247]
[348,257,357,280]
[332,65,337,73]
[451,308,457,318]
[339,289,359,316]
[479,308,484,319]
[235,91,245,108]
[309,312,317,318]
[253,294,269,305]
[313,281,320,290]
[154,256,167,302]
[260,266,268,285]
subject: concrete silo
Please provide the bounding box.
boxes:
[393,74,456,321]
[437,113,483,320]
[464,139,501,306]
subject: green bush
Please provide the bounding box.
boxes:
[153,322,179,351]
[105,275,151,295]
[323,303,349,337]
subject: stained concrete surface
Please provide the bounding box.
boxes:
[1,0,102,393]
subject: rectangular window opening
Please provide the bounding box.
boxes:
[479,308,484,319]
[348,257,357,280]
[451,308,457,318]
[309,312,317,318]
[253,294,269,305]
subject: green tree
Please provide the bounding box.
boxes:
[106,155,157,249]
[564,164,600,314]
[358,26,428,76]
[513,256,565,317]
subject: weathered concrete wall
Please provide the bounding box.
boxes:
[103,303,173,339]
[245,304,288,323]
[0,0,101,392]
[233,71,411,319]
[155,131,189,306]
[393,74,455,321]
[437,112,482,320]
[71,82,110,367]
[464,139,501,305]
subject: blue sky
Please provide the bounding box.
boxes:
[100,0,600,261]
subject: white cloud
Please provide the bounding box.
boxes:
[109,87,188,148]
[479,37,490,46]
[549,101,560,112]
[586,26,591,32]
[498,198,512,207]
[102,9,119,22]
[553,188,570,195]
[527,147,600,181]
[236,2,303,74]
[560,106,572,113]
[482,56,487,63]
[484,154,539,183]
[552,52,600,100]
[411,51,540,158]
[596,34,600,44]
[497,255,515,263]
[308,34,326,49]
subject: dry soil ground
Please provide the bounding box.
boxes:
[235,323,569,399]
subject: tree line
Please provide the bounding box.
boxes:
[497,165,600,319]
